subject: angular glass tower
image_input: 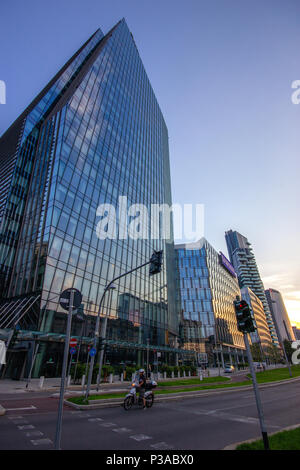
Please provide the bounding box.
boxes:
[0,19,180,378]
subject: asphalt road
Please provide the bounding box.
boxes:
[0,379,299,450]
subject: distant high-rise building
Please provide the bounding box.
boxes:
[292,326,300,341]
[265,289,296,343]
[0,19,181,378]
[175,238,246,368]
[240,286,272,359]
[225,229,279,347]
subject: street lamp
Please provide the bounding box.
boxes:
[95,283,116,390]
[85,282,116,399]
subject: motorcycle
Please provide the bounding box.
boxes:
[123,380,157,410]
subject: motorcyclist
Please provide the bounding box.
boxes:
[138,368,146,409]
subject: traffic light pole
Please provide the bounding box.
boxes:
[55,289,74,450]
[244,333,269,450]
[86,258,153,399]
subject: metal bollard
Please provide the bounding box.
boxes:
[39,376,45,389]
[109,373,113,383]
[81,375,86,387]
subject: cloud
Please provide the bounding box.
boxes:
[285,291,300,300]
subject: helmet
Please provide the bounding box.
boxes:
[139,368,145,373]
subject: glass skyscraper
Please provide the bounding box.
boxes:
[175,238,246,367]
[0,19,181,378]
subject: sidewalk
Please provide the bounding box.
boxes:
[0,369,232,394]
[1,365,285,395]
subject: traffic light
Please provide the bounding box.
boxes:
[149,250,163,275]
[234,299,256,333]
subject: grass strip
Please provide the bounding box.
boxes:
[247,365,300,383]
[158,376,229,386]
[67,365,300,406]
[68,380,250,405]
[236,427,300,450]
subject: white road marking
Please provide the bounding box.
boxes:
[112,427,132,433]
[150,442,175,450]
[30,438,53,446]
[100,422,117,427]
[130,434,152,441]
[6,406,37,411]
[18,425,35,430]
[26,431,44,437]
[171,405,280,429]
[11,419,29,425]
[7,415,23,419]
[88,418,103,422]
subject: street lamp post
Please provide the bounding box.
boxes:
[85,253,161,399]
[85,282,116,399]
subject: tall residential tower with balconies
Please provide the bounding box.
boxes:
[225,230,279,347]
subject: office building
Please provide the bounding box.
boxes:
[175,238,246,368]
[225,230,279,347]
[292,326,300,341]
[265,289,296,343]
[240,286,272,360]
[0,19,183,378]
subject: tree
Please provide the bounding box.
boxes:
[250,343,264,362]
[266,344,282,364]
[283,339,294,362]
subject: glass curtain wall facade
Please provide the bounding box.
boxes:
[241,286,272,360]
[175,239,246,367]
[0,19,179,378]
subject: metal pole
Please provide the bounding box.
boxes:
[54,289,74,450]
[85,291,106,400]
[86,259,152,399]
[96,316,107,391]
[146,338,150,379]
[96,287,113,391]
[244,333,269,450]
[26,342,39,389]
[73,321,84,383]
[67,351,73,383]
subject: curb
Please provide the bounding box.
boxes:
[0,405,6,416]
[223,423,300,450]
[64,375,300,410]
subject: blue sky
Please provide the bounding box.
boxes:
[0,0,299,324]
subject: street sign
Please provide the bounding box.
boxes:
[70,347,76,355]
[69,338,77,347]
[89,348,96,357]
[59,288,82,311]
[197,353,208,364]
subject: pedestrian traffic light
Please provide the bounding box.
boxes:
[149,250,163,275]
[234,299,256,333]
